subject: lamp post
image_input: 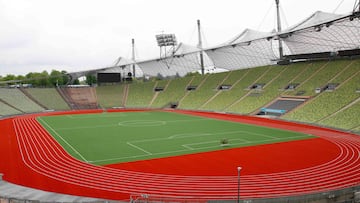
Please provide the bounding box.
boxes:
[237,166,242,203]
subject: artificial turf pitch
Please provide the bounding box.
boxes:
[37,111,313,165]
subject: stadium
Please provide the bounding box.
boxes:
[1,0,360,203]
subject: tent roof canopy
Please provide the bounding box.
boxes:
[283,11,345,32]
[68,10,360,79]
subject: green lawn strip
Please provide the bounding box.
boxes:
[37,111,314,165]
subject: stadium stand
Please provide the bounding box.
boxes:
[1,59,359,134]
[24,88,70,110]
[0,88,45,113]
[18,88,48,110]
[282,61,329,96]
[148,79,170,107]
[225,65,285,114]
[126,81,157,107]
[203,66,269,111]
[353,125,360,134]
[177,75,208,108]
[0,100,22,116]
[318,98,360,132]
[178,72,229,109]
[96,84,126,108]
[283,60,360,122]
[57,86,98,109]
[150,77,192,108]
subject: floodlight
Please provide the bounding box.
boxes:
[155,34,177,47]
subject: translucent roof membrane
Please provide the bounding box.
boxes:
[282,17,360,55]
[205,39,276,70]
[138,52,212,77]
[69,11,360,79]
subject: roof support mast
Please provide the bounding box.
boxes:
[197,19,205,75]
[131,38,136,78]
[275,0,284,59]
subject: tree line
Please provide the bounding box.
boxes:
[0,70,72,87]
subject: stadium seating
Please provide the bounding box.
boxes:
[178,72,229,109]
[126,81,157,107]
[150,77,192,108]
[200,67,267,111]
[25,88,70,110]
[284,60,349,97]
[96,85,126,108]
[283,60,360,122]
[1,59,360,134]
[353,125,360,134]
[0,88,45,113]
[318,99,360,132]
[0,101,22,116]
[58,87,98,109]
[225,65,286,114]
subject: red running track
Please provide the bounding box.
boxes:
[0,109,359,201]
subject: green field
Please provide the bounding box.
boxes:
[37,111,314,165]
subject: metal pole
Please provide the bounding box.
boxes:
[197,19,205,75]
[275,0,284,59]
[131,38,136,78]
[237,166,242,203]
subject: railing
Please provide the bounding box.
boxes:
[129,186,360,203]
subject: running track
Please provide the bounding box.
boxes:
[0,109,359,201]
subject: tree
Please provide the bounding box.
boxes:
[72,78,80,85]
[16,75,25,81]
[1,69,69,87]
[39,70,50,87]
[2,74,17,85]
[85,74,97,85]
[50,70,67,86]
[61,71,69,85]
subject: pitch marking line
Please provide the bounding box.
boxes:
[90,134,313,164]
[37,117,89,163]
[89,148,190,164]
[183,138,250,149]
[126,142,152,155]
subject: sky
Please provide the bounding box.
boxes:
[0,0,357,76]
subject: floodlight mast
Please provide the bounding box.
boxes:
[197,19,205,75]
[275,0,284,59]
[155,34,177,59]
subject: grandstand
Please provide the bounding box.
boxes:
[150,77,192,108]
[24,88,70,110]
[126,81,157,107]
[2,59,357,132]
[1,58,358,135]
[178,72,229,109]
[96,84,127,108]
[57,86,98,109]
[0,88,45,114]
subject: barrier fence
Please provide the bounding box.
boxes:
[129,186,360,203]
